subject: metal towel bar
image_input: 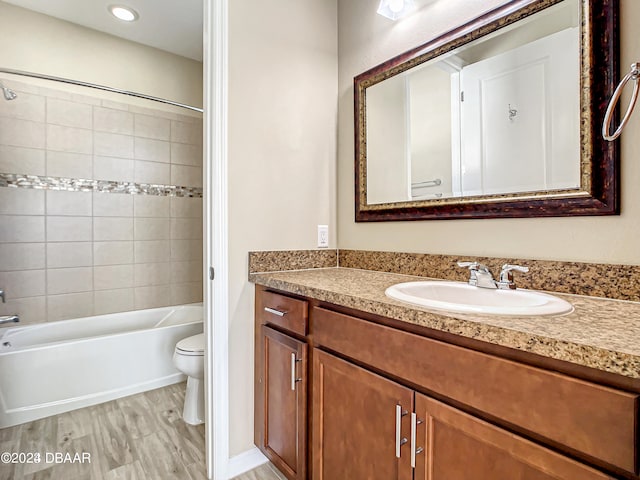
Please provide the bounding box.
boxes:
[603,62,640,141]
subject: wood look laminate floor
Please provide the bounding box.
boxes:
[0,382,206,480]
[0,382,285,480]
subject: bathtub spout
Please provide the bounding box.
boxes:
[0,315,19,325]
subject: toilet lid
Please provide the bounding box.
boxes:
[176,333,205,355]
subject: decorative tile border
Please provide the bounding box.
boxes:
[0,173,202,198]
[338,250,640,302]
[248,250,338,277]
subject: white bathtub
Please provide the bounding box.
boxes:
[0,304,203,428]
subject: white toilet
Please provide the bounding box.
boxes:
[172,333,205,425]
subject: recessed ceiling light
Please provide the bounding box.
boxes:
[108,5,139,22]
[377,0,415,20]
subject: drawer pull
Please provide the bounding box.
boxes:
[264,307,287,317]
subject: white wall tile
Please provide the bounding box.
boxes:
[100,100,129,111]
[135,114,170,140]
[171,164,202,188]
[171,260,202,283]
[47,216,92,242]
[94,288,134,315]
[134,218,170,240]
[134,138,170,163]
[134,262,171,287]
[170,239,202,262]
[93,241,133,266]
[94,132,133,158]
[46,242,93,268]
[0,188,44,215]
[0,91,45,122]
[47,124,92,154]
[0,146,45,176]
[47,98,92,129]
[47,267,93,295]
[134,195,170,218]
[0,270,45,298]
[134,160,170,185]
[94,107,134,135]
[134,240,170,263]
[0,296,45,325]
[46,190,92,216]
[134,285,171,310]
[170,218,202,240]
[0,215,45,243]
[94,264,134,290]
[0,243,45,271]
[93,156,134,183]
[170,120,202,145]
[93,192,133,217]
[94,217,133,241]
[0,117,45,149]
[170,197,202,218]
[46,151,92,179]
[171,282,203,305]
[47,292,93,321]
[170,143,202,166]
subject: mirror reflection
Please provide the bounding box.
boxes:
[365,0,580,205]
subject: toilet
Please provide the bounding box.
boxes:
[172,333,205,425]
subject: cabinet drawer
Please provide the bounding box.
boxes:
[313,307,638,474]
[258,290,308,336]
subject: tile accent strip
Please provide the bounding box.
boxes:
[0,173,202,198]
[248,250,338,277]
[338,249,640,302]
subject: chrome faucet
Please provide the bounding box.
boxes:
[0,289,20,325]
[457,261,497,289]
[497,264,529,290]
[457,262,529,290]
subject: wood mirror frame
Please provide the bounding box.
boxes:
[354,0,618,222]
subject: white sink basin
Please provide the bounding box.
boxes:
[385,281,573,316]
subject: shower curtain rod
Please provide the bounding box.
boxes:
[0,68,204,113]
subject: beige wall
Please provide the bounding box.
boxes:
[0,2,202,108]
[338,0,640,265]
[228,0,337,455]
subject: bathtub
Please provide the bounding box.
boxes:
[0,304,203,428]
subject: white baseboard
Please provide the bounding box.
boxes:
[226,447,269,479]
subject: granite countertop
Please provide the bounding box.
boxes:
[250,267,640,380]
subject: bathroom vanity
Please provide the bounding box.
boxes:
[252,268,640,480]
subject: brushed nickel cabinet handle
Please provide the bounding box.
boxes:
[291,353,296,391]
[264,307,287,317]
[411,412,424,468]
[395,405,408,458]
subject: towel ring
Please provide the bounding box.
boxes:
[603,62,640,141]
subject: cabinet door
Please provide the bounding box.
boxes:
[312,350,413,480]
[413,393,613,480]
[262,326,307,480]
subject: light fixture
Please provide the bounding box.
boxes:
[377,0,415,20]
[108,5,139,22]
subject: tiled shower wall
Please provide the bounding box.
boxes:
[0,79,203,325]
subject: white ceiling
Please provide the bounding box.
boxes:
[3,0,203,61]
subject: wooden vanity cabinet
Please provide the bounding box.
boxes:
[255,288,309,480]
[255,287,637,480]
[312,349,613,480]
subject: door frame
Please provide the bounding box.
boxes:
[203,0,230,478]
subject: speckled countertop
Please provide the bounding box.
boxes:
[250,267,640,380]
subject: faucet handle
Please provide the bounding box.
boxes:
[457,261,490,272]
[0,289,4,303]
[498,264,529,289]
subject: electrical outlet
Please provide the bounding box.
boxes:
[317,225,329,248]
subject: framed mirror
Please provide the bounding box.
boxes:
[354,0,618,221]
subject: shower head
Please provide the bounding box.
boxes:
[0,81,17,101]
